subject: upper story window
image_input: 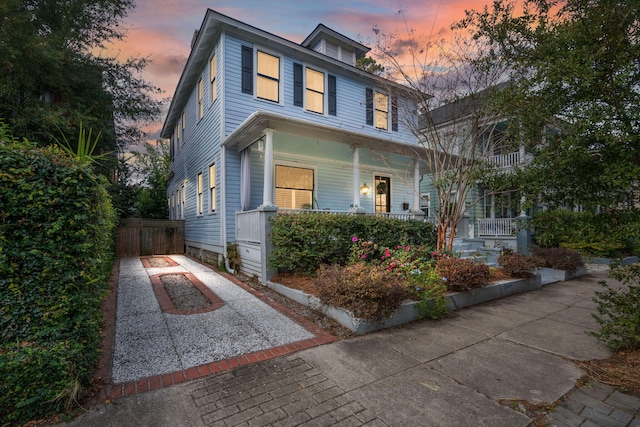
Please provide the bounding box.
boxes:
[197,78,203,119]
[210,55,217,102]
[181,112,186,144]
[293,63,336,115]
[366,88,397,132]
[305,68,324,114]
[374,91,389,130]
[256,50,280,102]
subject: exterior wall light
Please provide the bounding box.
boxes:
[360,183,370,195]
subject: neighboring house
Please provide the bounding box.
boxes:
[161,10,430,282]
[417,84,535,250]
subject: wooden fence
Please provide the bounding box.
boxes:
[116,218,184,256]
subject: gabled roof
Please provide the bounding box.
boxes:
[301,24,370,59]
[161,9,417,139]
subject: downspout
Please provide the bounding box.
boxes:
[220,145,236,274]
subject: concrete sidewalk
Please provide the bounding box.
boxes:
[61,259,640,426]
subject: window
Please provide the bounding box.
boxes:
[181,112,186,144]
[180,184,185,219]
[197,78,203,119]
[275,165,313,209]
[305,67,324,114]
[420,193,430,217]
[197,173,203,215]
[210,55,216,102]
[374,91,389,130]
[170,193,175,219]
[257,51,280,102]
[209,164,216,212]
[375,176,391,213]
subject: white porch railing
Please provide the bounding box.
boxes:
[236,210,262,243]
[478,218,517,236]
[278,208,428,222]
[489,152,520,169]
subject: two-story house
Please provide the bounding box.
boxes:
[417,83,535,250]
[161,10,428,281]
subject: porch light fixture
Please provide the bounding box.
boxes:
[360,183,370,195]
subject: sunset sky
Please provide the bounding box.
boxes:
[109,0,494,138]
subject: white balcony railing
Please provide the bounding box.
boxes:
[489,152,520,169]
[478,218,517,236]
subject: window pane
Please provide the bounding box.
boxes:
[257,51,279,79]
[306,68,324,92]
[306,91,324,113]
[375,110,388,130]
[275,165,313,190]
[375,92,388,112]
[257,76,279,101]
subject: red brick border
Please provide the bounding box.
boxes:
[141,256,179,268]
[97,255,337,402]
[149,272,224,315]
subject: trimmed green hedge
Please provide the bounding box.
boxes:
[0,131,116,424]
[531,209,640,257]
[269,213,437,274]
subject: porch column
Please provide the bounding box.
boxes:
[353,147,361,208]
[412,160,421,212]
[260,129,276,208]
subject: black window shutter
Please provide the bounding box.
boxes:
[328,75,337,116]
[293,63,303,107]
[365,88,373,125]
[241,46,253,94]
[392,96,398,131]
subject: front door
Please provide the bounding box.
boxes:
[375,176,390,213]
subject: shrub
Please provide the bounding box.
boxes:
[590,264,640,351]
[313,264,408,322]
[435,258,491,292]
[269,213,436,274]
[405,266,449,320]
[0,131,116,423]
[497,250,539,278]
[531,209,640,257]
[531,247,585,272]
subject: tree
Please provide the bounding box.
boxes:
[356,55,385,75]
[457,0,640,211]
[130,139,170,219]
[371,16,508,250]
[0,0,161,160]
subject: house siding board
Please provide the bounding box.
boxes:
[223,34,417,145]
[168,38,224,252]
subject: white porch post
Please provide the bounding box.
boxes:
[413,160,420,212]
[260,129,276,208]
[353,147,361,208]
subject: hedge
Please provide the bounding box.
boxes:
[531,209,640,257]
[269,212,437,274]
[0,129,116,424]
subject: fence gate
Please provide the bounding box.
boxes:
[117,218,184,256]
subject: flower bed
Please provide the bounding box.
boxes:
[267,275,542,335]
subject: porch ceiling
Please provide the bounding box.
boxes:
[222,110,426,159]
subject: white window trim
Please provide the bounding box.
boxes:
[374,90,390,131]
[196,172,204,217]
[210,53,217,103]
[274,161,317,209]
[208,163,217,213]
[304,65,327,115]
[254,46,284,105]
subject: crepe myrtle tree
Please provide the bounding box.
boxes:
[370,16,512,250]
